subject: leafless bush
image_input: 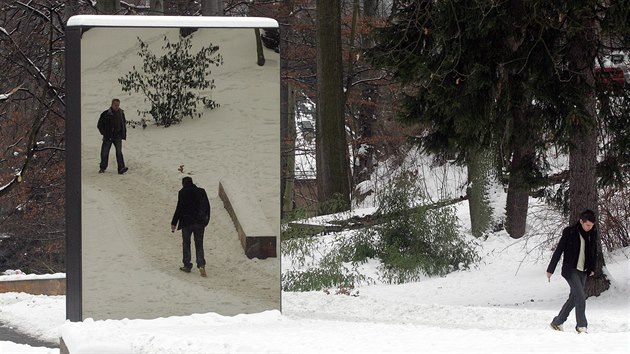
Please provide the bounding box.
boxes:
[599,187,630,252]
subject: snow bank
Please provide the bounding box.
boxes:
[0,293,65,343]
[0,271,65,282]
[0,342,58,354]
[59,307,629,354]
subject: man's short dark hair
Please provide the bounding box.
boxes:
[579,209,596,223]
[182,176,193,187]
[112,98,120,104]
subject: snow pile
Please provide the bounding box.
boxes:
[0,293,65,343]
[1,235,628,353]
[0,271,65,282]
[56,313,625,353]
[0,342,58,354]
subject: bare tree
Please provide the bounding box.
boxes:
[0,0,67,273]
[96,0,121,14]
[201,0,223,16]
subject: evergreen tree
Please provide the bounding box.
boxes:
[369,1,503,237]
[370,0,630,295]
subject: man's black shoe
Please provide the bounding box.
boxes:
[179,267,191,273]
[98,168,105,173]
[118,167,129,175]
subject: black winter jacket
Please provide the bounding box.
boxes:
[547,222,597,278]
[171,184,211,230]
[97,108,127,141]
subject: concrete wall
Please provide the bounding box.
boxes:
[0,277,66,295]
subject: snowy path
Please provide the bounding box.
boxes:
[283,233,630,335]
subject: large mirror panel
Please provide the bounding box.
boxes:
[69,21,280,320]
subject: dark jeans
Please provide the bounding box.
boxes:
[552,268,588,328]
[100,138,125,172]
[182,224,206,269]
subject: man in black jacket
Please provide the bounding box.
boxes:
[97,98,128,174]
[171,177,211,277]
[546,209,598,333]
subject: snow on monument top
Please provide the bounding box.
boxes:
[67,15,278,29]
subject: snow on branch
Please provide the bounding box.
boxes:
[0,29,65,107]
[15,1,64,35]
[0,84,23,102]
[0,170,22,193]
[120,1,150,10]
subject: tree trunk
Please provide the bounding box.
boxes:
[505,87,534,239]
[467,147,494,237]
[352,0,380,188]
[283,83,296,215]
[354,87,378,185]
[150,0,164,15]
[505,152,532,239]
[201,0,223,16]
[363,0,378,16]
[279,1,293,217]
[255,28,265,66]
[64,0,81,22]
[96,0,120,14]
[315,0,351,213]
[567,13,609,297]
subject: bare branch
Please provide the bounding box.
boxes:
[33,146,65,152]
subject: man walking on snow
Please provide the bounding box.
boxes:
[171,177,211,277]
[547,209,598,334]
[97,98,128,174]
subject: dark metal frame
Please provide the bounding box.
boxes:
[65,26,83,322]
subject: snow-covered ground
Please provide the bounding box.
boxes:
[1,207,628,353]
[3,142,629,352]
[3,35,628,352]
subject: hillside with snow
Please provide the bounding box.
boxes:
[1,153,629,352]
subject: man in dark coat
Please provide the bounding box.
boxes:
[547,209,598,333]
[171,177,211,277]
[97,98,128,174]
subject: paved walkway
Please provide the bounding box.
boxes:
[0,323,58,348]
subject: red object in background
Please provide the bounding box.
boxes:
[595,66,626,87]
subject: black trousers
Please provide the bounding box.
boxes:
[182,224,206,269]
[552,268,588,328]
[100,138,125,172]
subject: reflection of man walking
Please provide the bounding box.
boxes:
[97,98,128,174]
[171,177,211,277]
[547,209,597,334]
